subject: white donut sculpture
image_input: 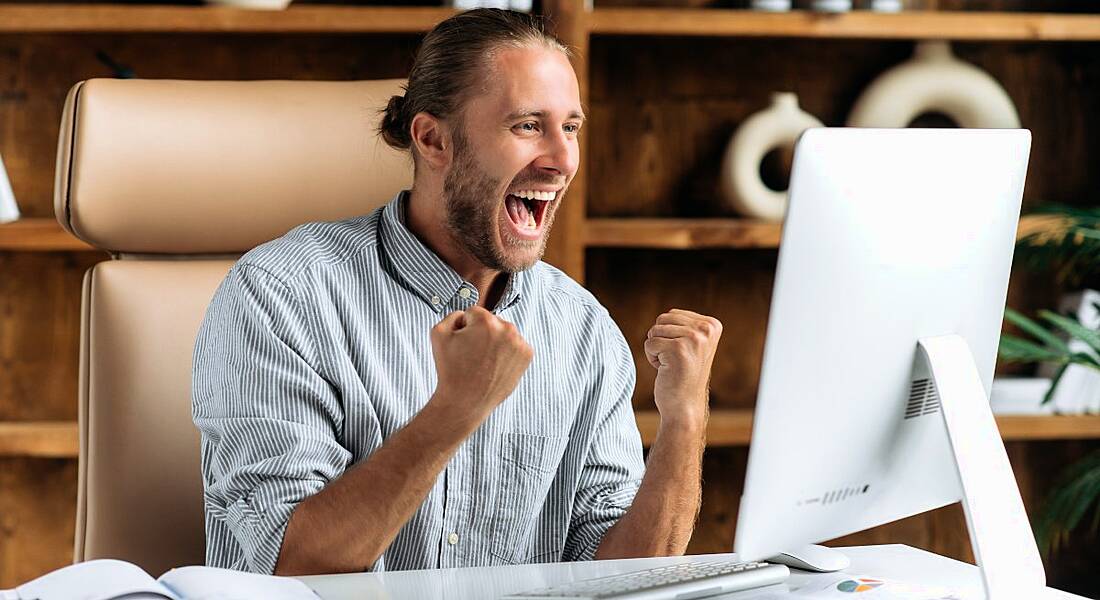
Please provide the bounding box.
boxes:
[847,41,1020,129]
[720,92,824,222]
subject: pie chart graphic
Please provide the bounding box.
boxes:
[837,578,884,593]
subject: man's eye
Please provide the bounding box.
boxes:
[515,122,538,133]
[564,123,581,134]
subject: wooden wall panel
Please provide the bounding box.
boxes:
[587,37,1100,218]
[0,252,106,421]
[587,248,777,410]
[0,458,77,589]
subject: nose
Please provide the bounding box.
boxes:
[534,126,579,180]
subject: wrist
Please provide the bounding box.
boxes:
[655,408,708,440]
[421,391,488,438]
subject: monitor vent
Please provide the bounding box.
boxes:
[799,484,871,507]
[904,378,941,420]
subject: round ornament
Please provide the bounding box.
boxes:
[720,92,824,221]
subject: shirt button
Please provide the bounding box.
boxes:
[458,287,472,300]
[430,295,441,306]
[447,532,459,545]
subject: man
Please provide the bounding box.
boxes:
[192,8,722,577]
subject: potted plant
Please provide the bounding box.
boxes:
[998,203,1100,553]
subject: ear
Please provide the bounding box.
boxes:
[410,111,452,171]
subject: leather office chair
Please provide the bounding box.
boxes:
[54,78,412,576]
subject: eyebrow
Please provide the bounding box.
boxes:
[504,109,587,123]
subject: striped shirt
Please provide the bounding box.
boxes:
[192,191,645,575]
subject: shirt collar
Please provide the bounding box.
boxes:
[378,191,526,313]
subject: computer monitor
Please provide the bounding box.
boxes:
[734,128,1043,600]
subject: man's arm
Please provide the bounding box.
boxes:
[275,306,533,575]
[595,309,719,558]
[274,392,478,575]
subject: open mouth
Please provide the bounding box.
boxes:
[504,190,555,238]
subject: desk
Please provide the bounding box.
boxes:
[298,545,1089,600]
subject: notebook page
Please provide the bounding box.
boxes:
[13,559,177,600]
[157,566,319,600]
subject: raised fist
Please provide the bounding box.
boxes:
[643,309,723,426]
[429,306,534,421]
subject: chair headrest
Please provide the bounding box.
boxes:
[55,78,413,255]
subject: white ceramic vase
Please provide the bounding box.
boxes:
[847,41,1020,129]
[0,152,19,224]
[720,92,824,222]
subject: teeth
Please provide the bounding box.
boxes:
[512,190,556,202]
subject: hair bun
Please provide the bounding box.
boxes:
[387,94,406,114]
[380,94,412,150]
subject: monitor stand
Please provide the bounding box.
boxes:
[916,334,1047,599]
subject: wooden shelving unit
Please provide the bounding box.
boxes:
[0,422,78,458]
[0,4,458,33]
[2,1,1099,592]
[588,9,1100,40]
[635,410,1100,446]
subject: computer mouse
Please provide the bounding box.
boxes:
[764,544,851,573]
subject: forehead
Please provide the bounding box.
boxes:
[466,45,582,121]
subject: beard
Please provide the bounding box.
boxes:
[441,126,562,274]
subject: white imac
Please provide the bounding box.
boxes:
[734,128,1043,600]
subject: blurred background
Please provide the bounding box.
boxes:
[0,0,1098,596]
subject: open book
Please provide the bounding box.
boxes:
[0,559,320,600]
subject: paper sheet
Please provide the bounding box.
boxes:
[158,566,319,600]
[13,559,175,600]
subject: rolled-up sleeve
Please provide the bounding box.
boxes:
[563,316,646,562]
[192,264,351,574]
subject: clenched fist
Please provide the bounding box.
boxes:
[429,306,533,422]
[644,309,723,426]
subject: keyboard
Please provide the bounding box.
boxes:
[501,559,790,600]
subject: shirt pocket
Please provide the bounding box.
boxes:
[490,432,569,564]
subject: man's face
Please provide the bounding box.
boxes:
[441,44,583,273]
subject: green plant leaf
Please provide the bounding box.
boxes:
[998,335,1068,364]
[1036,449,1100,554]
[1005,308,1071,353]
[1039,310,1100,358]
[1016,204,1100,286]
[1042,362,1069,405]
[1068,351,1100,371]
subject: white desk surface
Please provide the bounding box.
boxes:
[298,545,1089,600]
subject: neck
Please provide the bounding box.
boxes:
[405,185,509,309]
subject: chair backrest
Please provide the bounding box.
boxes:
[54,78,412,576]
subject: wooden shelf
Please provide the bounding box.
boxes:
[635,409,1100,446]
[588,9,1100,40]
[636,409,755,447]
[0,411,1095,452]
[586,218,781,249]
[0,4,458,33]
[586,215,1049,250]
[0,422,78,458]
[996,414,1100,441]
[5,215,1053,252]
[0,218,95,252]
